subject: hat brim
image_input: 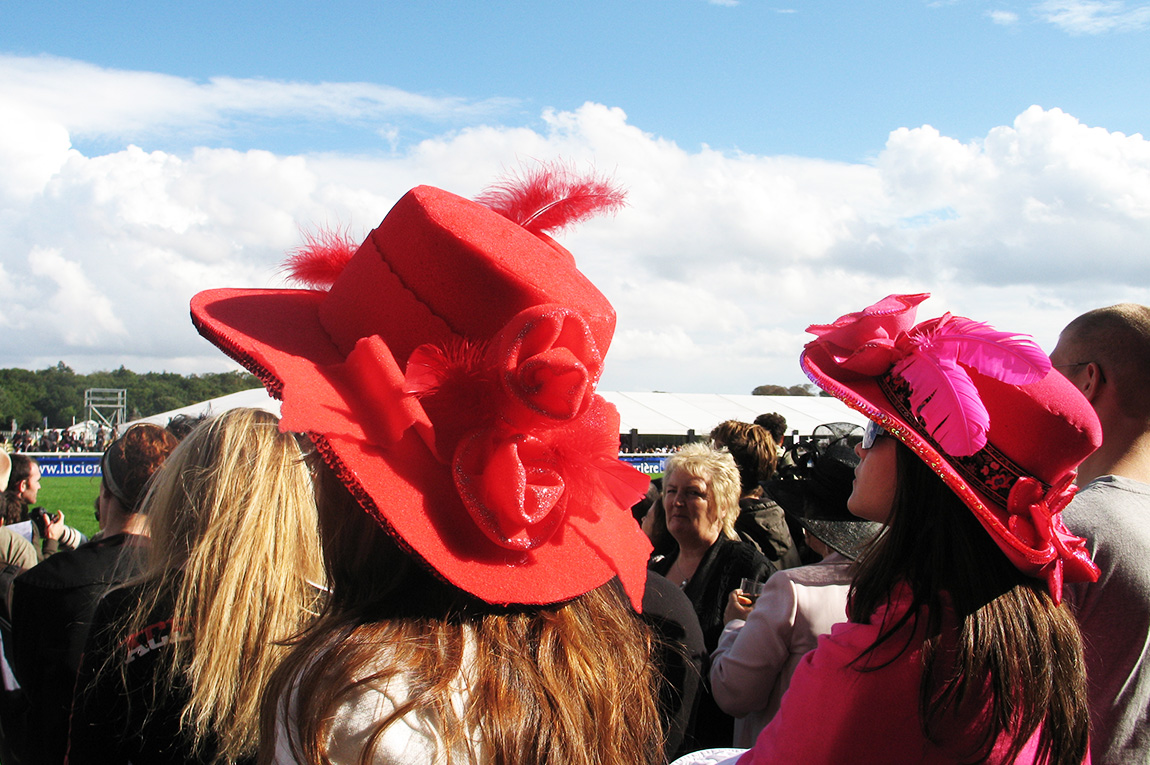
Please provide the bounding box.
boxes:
[192,288,650,606]
[782,495,883,561]
[800,343,1041,571]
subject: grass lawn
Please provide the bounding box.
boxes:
[35,474,102,540]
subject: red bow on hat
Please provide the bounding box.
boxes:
[1006,476,1098,604]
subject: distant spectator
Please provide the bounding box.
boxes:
[12,423,178,765]
[163,413,207,441]
[0,452,36,570]
[753,413,786,446]
[648,443,770,748]
[711,420,800,570]
[2,455,84,560]
[755,412,795,471]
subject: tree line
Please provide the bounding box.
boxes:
[752,383,827,396]
[0,363,262,429]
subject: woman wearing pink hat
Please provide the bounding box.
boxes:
[678,294,1100,765]
[192,169,665,764]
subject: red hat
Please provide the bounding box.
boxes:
[190,172,652,608]
[800,293,1101,603]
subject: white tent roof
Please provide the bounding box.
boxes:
[128,388,282,430]
[130,389,866,438]
[602,392,867,437]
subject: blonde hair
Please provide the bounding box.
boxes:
[261,469,664,765]
[664,442,741,539]
[121,407,325,762]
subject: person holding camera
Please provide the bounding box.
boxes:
[11,425,178,765]
[2,455,84,560]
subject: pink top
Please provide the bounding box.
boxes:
[737,585,1079,765]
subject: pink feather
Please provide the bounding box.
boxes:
[283,227,359,289]
[915,315,1051,385]
[475,161,627,235]
[893,315,1052,456]
[893,353,989,456]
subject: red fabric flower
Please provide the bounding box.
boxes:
[494,305,603,426]
[284,304,645,554]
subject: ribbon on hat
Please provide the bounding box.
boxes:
[287,303,647,556]
[1005,475,1099,605]
[806,293,1051,457]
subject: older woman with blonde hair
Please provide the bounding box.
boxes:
[649,441,770,749]
[68,407,325,764]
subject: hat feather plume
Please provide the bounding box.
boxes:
[284,227,359,289]
[475,161,627,235]
[891,314,1051,456]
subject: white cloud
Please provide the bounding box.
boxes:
[988,9,1021,23]
[1033,0,1150,33]
[0,54,516,145]
[3,56,1150,395]
[708,0,739,6]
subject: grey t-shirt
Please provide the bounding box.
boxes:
[1063,475,1150,765]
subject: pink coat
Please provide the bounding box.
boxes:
[737,585,1074,765]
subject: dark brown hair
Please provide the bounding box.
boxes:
[5,454,34,495]
[710,419,777,496]
[849,443,1089,764]
[754,412,787,444]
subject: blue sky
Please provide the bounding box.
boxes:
[1,1,1149,394]
[7,1,1148,160]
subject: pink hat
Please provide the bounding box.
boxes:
[800,293,1101,602]
[190,170,652,608]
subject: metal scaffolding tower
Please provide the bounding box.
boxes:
[84,388,127,432]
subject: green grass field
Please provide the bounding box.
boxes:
[35,474,102,539]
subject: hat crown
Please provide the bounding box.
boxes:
[191,182,652,608]
[800,294,1102,601]
[319,186,616,366]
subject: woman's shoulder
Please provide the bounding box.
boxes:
[714,537,769,568]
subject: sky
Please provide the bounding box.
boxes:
[1,0,1149,395]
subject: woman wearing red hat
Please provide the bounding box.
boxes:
[677,294,1100,765]
[192,169,665,764]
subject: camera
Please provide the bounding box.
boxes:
[28,506,60,537]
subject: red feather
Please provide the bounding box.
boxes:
[283,227,359,289]
[475,161,627,235]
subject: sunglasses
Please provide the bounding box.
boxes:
[861,420,887,450]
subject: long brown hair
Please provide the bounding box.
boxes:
[116,407,325,763]
[260,467,664,765]
[849,442,1089,765]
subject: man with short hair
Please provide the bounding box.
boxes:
[0,452,37,570]
[754,412,794,470]
[3,455,41,523]
[1051,303,1150,765]
[2,456,80,558]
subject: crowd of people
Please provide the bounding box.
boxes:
[0,171,1145,765]
[2,428,109,454]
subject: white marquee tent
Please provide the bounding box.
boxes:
[130,388,868,439]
